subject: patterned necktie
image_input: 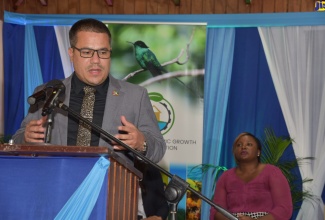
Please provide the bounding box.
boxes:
[76,86,96,146]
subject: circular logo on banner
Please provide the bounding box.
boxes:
[149,92,175,135]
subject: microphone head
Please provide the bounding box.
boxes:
[46,79,66,99]
[27,90,46,105]
[46,79,64,90]
[27,79,65,105]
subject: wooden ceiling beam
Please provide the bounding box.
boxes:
[173,0,180,6]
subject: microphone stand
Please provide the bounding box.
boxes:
[44,112,53,143]
[42,86,64,144]
[46,100,238,220]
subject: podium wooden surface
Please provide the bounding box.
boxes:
[0,143,142,220]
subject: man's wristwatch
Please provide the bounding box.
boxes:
[138,141,147,155]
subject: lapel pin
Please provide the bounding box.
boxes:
[112,90,119,96]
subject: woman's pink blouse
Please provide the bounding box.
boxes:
[209,164,293,220]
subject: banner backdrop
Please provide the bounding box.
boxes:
[107,22,206,218]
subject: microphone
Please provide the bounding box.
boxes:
[41,80,66,116]
[27,79,64,105]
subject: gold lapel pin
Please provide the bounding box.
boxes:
[112,90,119,96]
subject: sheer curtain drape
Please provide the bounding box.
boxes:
[258,26,325,220]
[24,24,43,116]
[201,27,235,220]
[54,157,109,220]
[54,26,74,78]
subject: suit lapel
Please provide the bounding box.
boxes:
[53,75,72,146]
[99,75,124,147]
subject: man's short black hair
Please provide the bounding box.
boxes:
[69,18,111,47]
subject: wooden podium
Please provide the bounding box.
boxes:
[0,143,142,220]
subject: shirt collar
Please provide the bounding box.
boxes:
[72,73,109,95]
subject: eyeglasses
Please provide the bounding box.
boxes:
[72,46,112,59]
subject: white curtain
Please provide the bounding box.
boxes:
[258,26,325,220]
[0,20,4,134]
[54,26,74,78]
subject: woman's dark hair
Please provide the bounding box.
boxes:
[232,132,262,163]
[69,18,112,47]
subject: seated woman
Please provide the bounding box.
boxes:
[210,132,293,220]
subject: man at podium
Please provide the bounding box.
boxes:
[11,18,167,164]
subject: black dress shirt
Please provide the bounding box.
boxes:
[67,73,109,146]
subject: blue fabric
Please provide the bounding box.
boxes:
[0,156,108,219]
[55,157,110,220]
[221,27,289,169]
[24,24,43,116]
[3,23,25,136]
[217,28,298,219]
[201,28,235,220]
[201,27,294,219]
[4,11,325,27]
[4,25,65,135]
[33,26,65,82]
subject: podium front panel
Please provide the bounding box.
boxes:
[0,144,141,220]
[0,156,108,219]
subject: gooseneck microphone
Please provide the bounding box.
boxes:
[26,79,66,143]
[41,81,66,116]
[27,79,64,105]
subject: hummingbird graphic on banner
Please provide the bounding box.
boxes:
[128,41,167,78]
[128,40,202,99]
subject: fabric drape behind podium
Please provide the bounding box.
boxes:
[0,156,109,220]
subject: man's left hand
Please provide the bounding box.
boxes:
[113,115,146,151]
